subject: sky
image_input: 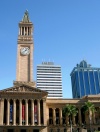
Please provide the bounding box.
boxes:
[0,0,100,98]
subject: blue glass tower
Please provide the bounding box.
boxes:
[70,60,100,98]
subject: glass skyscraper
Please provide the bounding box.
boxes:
[70,60,100,98]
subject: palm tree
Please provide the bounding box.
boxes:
[63,104,78,132]
[82,101,96,131]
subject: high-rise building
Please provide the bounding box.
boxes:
[36,62,63,98]
[70,60,100,98]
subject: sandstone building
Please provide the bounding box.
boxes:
[0,10,100,132]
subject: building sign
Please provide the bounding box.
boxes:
[22,105,25,122]
[10,105,13,122]
[34,105,38,123]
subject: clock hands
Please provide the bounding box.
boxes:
[21,47,30,55]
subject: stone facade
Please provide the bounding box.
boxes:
[0,89,100,132]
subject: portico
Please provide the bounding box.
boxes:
[0,84,47,132]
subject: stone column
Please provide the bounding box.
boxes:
[20,27,22,35]
[25,99,28,125]
[59,108,62,125]
[85,112,88,124]
[53,108,56,125]
[93,111,96,124]
[0,99,4,125]
[31,99,34,125]
[43,99,46,125]
[19,99,22,125]
[37,99,40,125]
[27,27,28,35]
[28,27,31,35]
[24,27,25,35]
[7,99,10,125]
[31,27,32,35]
[13,99,16,125]
[29,27,31,35]
[19,27,20,35]
[78,107,82,125]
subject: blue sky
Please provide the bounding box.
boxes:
[0,0,100,98]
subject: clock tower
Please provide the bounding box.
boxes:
[15,10,34,85]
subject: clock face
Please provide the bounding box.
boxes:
[20,47,30,55]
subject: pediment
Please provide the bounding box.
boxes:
[0,84,48,95]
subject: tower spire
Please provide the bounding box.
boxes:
[22,10,30,23]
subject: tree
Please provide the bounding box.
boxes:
[63,104,78,132]
[82,101,96,131]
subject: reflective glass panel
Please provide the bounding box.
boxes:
[94,71,99,94]
[89,71,96,94]
[84,71,90,95]
[79,70,85,97]
[75,71,80,98]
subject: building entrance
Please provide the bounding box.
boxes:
[21,129,26,132]
[33,129,39,132]
[8,129,14,132]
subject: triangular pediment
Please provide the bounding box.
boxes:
[0,84,48,95]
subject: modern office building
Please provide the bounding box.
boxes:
[36,62,63,98]
[70,60,100,98]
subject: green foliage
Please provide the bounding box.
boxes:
[82,101,96,113]
[63,104,78,132]
[63,104,78,117]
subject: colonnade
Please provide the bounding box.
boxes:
[19,26,32,36]
[2,98,46,126]
[48,107,86,126]
[49,108,63,125]
[48,107,100,126]
[1,98,100,127]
